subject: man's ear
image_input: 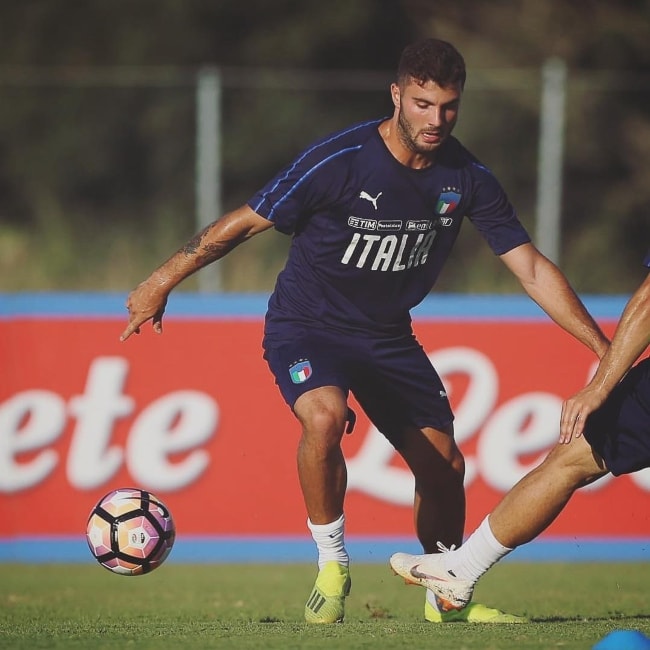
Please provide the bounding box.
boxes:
[390,83,401,109]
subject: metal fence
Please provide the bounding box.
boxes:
[0,64,648,293]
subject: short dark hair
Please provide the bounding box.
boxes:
[397,38,466,90]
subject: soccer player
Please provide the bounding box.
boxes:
[121,38,609,624]
[390,251,650,614]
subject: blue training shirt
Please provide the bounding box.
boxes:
[248,119,531,339]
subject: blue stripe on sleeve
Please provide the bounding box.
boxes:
[264,145,362,221]
[252,119,380,218]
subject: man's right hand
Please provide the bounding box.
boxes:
[120,280,169,341]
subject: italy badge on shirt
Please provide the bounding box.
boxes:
[436,188,461,214]
[289,359,313,384]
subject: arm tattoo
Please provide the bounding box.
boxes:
[179,226,231,265]
[181,228,208,256]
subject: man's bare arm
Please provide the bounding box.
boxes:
[120,205,272,341]
[560,271,650,442]
[499,242,610,358]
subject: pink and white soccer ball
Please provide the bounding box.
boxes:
[86,487,176,575]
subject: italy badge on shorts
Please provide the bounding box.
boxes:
[289,359,312,384]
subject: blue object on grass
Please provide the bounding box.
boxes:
[593,630,650,649]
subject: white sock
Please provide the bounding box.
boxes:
[307,514,349,570]
[442,516,513,582]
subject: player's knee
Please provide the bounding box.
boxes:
[310,409,345,436]
[438,438,465,478]
[294,389,347,439]
[543,438,607,484]
[403,430,466,484]
[449,449,466,479]
[416,446,465,489]
[299,406,346,445]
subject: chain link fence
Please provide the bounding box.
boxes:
[0,64,648,293]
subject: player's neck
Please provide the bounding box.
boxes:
[378,119,437,170]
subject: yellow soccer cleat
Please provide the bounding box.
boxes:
[304,561,351,624]
[425,599,528,624]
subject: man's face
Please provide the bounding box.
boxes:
[391,77,462,155]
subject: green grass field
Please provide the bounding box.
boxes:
[1,562,649,650]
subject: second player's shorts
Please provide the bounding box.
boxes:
[583,357,650,476]
[263,328,454,448]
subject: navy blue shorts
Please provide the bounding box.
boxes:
[583,357,650,476]
[263,329,454,447]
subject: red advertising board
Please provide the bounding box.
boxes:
[1,300,649,544]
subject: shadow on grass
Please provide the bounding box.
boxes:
[532,614,650,623]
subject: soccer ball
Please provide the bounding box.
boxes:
[86,487,176,575]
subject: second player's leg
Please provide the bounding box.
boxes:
[489,433,608,548]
